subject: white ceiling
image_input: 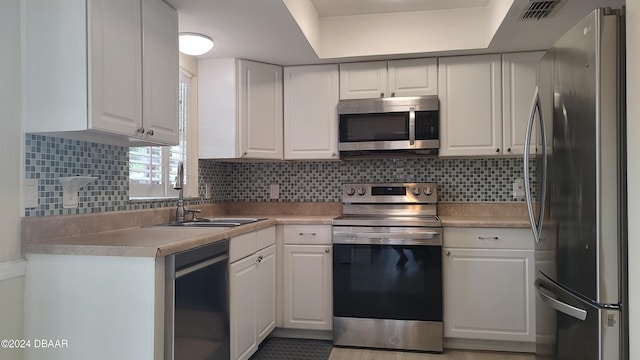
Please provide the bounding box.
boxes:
[165,0,624,65]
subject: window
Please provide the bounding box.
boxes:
[129,69,198,199]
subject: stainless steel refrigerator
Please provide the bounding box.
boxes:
[524,8,627,360]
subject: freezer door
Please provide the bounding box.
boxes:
[535,273,620,360]
[542,8,622,304]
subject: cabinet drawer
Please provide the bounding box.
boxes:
[443,227,533,250]
[230,231,258,263]
[283,225,331,245]
[257,226,276,251]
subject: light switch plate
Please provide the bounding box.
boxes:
[24,179,39,208]
[269,184,279,199]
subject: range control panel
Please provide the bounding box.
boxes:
[342,183,437,204]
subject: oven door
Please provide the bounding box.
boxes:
[332,226,442,322]
[338,110,438,151]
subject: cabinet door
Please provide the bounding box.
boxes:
[502,52,545,155]
[256,244,276,343]
[443,248,535,342]
[438,54,503,156]
[339,61,387,99]
[388,58,438,97]
[283,245,332,330]
[141,0,179,145]
[230,255,258,360]
[238,60,283,159]
[284,65,339,160]
[89,0,143,136]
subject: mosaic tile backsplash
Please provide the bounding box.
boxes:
[25,135,533,216]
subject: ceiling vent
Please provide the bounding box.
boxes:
[520,0,563,21]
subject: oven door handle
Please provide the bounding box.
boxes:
[333,230,442,245]
[334,231,440,239]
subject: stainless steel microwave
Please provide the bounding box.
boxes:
[338,96,439,156]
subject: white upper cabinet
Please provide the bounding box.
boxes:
[387,58,439,97]
[198,59,283,159]
[25,0,178,146]
[439,52,543,157]
[339,58,437,99]
[502,52,545,155]
[438,54,503,156]
[284,65,339,160]
[339,61,388,99]
[141,0,179,145]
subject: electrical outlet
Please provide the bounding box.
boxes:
[513,178,525,199]
[269,184,280,199]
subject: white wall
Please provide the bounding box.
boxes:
[626,2,639,359]
[0,0,26,359]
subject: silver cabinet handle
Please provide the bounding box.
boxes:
[391,92,396,97]
[331,153,337,157]
[325,248,330,254]
[535,280,587,321]
[478,236,499,240]
[137,127,145,134]
[496,148,500,153]
[256,255,263,263]
[446,251,451,256]
[147,129,154,136]
[380,92,385,97]
[299,232,316,236]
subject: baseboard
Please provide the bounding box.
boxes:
[0,259,27,281]
[270,328,333,341]
[444,337,535,353]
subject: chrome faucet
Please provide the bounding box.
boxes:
[174,161,187,222]
[174,161,201,222]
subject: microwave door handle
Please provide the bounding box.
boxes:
[409,107,415,146]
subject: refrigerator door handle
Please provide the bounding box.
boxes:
[524,86,548,244]
[535,279,588,321]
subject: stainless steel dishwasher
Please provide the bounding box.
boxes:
[165,240,229,360]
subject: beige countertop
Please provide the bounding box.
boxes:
[22,202,533,258]
[22,208,338,258]
[438,202,531,228]
[22,219,285,258]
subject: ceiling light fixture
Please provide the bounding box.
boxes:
[178,32,214,56]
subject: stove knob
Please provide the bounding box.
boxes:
[424,186,433,196]
[356,187,366,196]
[345,187,356,196]
[412,187,421,196]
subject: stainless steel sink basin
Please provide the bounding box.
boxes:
[158,217,265,227]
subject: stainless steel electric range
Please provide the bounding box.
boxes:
[332,182,443,352]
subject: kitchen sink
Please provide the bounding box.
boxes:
[158,217,266,227]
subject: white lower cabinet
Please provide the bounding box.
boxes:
[282,225,333,330]
[256,245,277,342]
[229,227,276,360]
[443,227,535,349]
[24,254,163,360]
[230,253,259,360]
